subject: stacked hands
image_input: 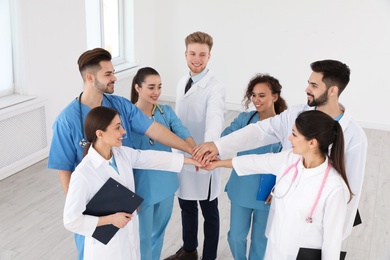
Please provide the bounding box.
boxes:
[185,142,219,171]
[188,141,274,205]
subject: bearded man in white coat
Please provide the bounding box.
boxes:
[193,60,367,242]
[164,31,226,260]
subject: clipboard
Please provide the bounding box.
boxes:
[83,177,144,245]
[296,248,346,260]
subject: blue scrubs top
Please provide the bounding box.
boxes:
[222,111,282,209]
[131,104,191,207]
[48,94,152,172]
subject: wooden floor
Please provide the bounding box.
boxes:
[1,108,390,260]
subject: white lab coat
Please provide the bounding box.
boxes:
[63,146,184,260]
[232,150,350,260]
[175,70,226,200]
[215,103,367,239]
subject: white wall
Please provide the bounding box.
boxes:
[11,0,390,137]
[11,0,159,143]
[12,0,87,142]
[152,0,390,130]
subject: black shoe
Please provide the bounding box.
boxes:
[164,247,198,260]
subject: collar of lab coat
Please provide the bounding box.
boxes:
[337,103,352,132]
[86,145,110,170]
[304,102,351,133]
[296,154,330,178]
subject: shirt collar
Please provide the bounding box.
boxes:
[190,68,209,84]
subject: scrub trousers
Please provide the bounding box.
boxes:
[178,197,220,260]
[139,195,174,260]
[228,202,270,260]
[74,233,84,260]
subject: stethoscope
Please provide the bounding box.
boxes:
[78,92,118,148]
[270,158,331,223]
[149,104,171,145]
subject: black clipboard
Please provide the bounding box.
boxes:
[296,248,346,260]
[83,177,144,245]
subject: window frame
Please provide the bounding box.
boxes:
[0,0,14,97]
[86,0,136,73]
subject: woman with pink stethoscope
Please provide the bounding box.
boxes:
[202,110,353,260]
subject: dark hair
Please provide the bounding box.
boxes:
[310,60,350,95]
[77,48,112,80]
[130,67,160,104]
[295,110,353,202]
[82,106,119,158]
[185,31,213,51]
[243,74,288,114]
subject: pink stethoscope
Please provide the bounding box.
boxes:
[270,158,331,223]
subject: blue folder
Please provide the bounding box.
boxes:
[256,174,276,201]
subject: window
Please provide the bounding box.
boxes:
[86,0,135,73]
[0,0,14,97]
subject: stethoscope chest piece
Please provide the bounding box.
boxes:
[78,92,117,149]
[79,138,88,148]
[306,217,313,223]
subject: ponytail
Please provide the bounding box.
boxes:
[82,142,92,159]
[295,110,353,202]
[130,75,139,104]
[329,121,353,202]
[274,95,288,115]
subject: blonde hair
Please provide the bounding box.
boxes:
[185,31,213,51]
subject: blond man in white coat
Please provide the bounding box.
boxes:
[165,31,226,260]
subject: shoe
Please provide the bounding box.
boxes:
[164,247,198,260]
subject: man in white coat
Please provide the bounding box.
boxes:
[164,32,226,260]
[193,60,367,241]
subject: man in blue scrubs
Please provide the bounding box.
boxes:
[48,48,194,260]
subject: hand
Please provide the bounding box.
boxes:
[110,212,133,228]
[192,142,219,165]
[184,157,203,172]
[200,158,220,171]
[265,194,273,204]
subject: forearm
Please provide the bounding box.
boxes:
[97,215,113,227]
[58,170,72,194]
[216,123,277,157]
[98,212,132,228]
[185,136,196,148]
[208,159,233,170]
[146,122,192,154]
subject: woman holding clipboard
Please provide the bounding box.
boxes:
[63,106,200,260]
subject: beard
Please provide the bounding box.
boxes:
[307,91,328,107]
[94,79,114,94]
